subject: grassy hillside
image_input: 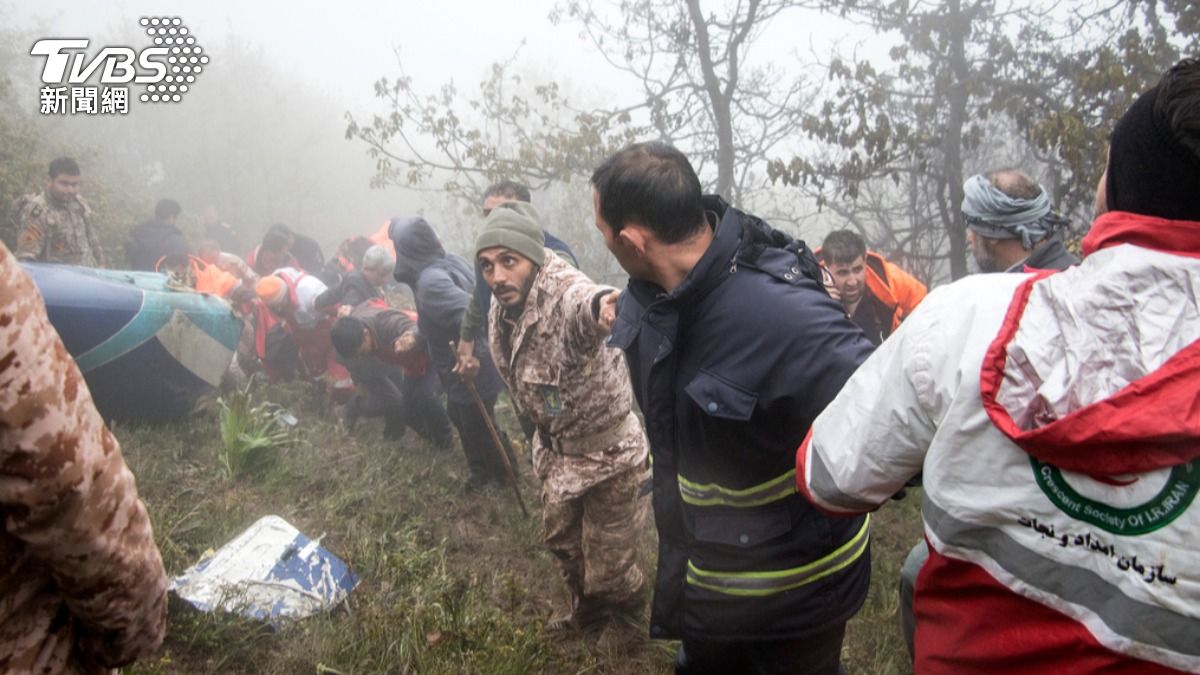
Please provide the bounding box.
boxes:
[119,382,921,674]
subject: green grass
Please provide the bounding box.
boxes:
[117,381,922,674]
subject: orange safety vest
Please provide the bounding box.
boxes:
[156,255,241,298]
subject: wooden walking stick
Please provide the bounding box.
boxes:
[454,341,529,517]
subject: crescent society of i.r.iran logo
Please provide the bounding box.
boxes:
[1031,457,1200,536]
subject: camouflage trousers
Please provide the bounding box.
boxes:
[542,464,648,610]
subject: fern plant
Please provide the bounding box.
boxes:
[217,378,292,481]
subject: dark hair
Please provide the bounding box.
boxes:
[262,230,291,253]
[48,157,80,178]
[820,230,867,265]
[1154,57,1200,158]
[339,236,373,270]
[985,169,1043,201]
[483,180,532,204]
[331,317,367,358]
[267,223,294,240]
[155,198,182,220]
[590,142,706,244]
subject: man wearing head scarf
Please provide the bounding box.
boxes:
[961,170,1078,272]
[389,216,517,491]
[799,59,1200,673]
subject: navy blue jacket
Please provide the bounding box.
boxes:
[389,216,503,404]
[608,196,874,642]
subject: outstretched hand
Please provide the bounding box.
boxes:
[598,291,620,334]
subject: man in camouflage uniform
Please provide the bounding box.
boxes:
[14,157,106,267]
[475,201,649,631]
[0,241,167,672]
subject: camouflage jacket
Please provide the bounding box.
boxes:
[488,249,648,503]
[0,243,167,673]
[14,191,105,267]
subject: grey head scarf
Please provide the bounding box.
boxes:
[961,174,1069,250]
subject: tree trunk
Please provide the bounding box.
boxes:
[943,0,971,279]
[686,0,736,199]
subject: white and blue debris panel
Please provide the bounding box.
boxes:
[169,515,358,623]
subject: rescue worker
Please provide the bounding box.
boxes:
[388,216,516,492]
[593,142,873,674]
[330,303,453,446]
[248,225,298,277]
[14,157,106,267]
[127,199,183,271]
[156,235,252,301]
[316,244,391,314]
[475,201,649,631]
[197,238,259,288]
[962,169,1079,272]
[895,168,1083,656]
[818,229,927,346]
[255,267,351,399]
[1,241,167,671]
[799,58,1200,673]
[454,181,578,381]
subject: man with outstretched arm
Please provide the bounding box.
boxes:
[475,200,649,632]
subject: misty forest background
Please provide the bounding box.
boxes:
[2,0,1197,285]
[0,2,1198,673]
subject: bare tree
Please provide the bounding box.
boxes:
[553,0,817,203]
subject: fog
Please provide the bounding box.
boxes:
[2,0,1193,283]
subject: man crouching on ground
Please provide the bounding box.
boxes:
[475,201,650,632]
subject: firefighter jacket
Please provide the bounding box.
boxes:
[608,195,874,641]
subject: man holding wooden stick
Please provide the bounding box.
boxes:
[473,201,650,632]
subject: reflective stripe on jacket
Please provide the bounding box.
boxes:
[609,195,874,642]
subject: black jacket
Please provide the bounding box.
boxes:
[389,216,503,404]
[609,196,874,642]
[127,219,183,271]
[314,271,382,311]
[1020,235,1079,272]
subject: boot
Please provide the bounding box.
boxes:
[546,597,604,633]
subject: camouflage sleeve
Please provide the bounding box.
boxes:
[563,276,616,352]
[14,203,46,261]
[0,243,167,666]
[83,212,106,267]
[85,218,105,265]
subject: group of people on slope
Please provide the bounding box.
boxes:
[3,58,1199,675]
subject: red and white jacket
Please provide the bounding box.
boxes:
[799,211,1200,673]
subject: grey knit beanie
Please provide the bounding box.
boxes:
[474,201,545,265]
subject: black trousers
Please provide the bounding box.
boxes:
[675,622,847,675]
[345,358,452,447]
[445,396,516,484]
